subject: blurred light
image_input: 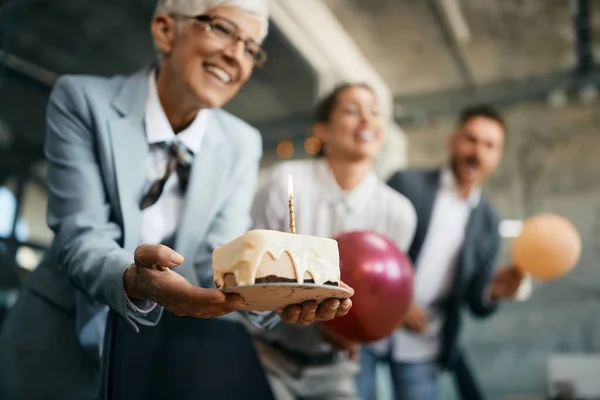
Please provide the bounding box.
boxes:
[499,219,523,238]
[363,233,389,251]
[304,137,321,155]
[547,90,568,108]
[277,141,295,159]
[579,85,598,104]
[16,246,41,271]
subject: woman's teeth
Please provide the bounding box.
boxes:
[205,64,231,84]
[357,131,374,142]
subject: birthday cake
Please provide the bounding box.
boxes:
[212,229,341,289]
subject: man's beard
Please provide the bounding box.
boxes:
[450,154,481,182]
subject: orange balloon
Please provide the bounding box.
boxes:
[511,214,582,280]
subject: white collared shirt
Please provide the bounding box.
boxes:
[371,166,481,362]
[142,70,209,245]
[254,158,417,250]
[250,158,418,356]
[414,167,481,307]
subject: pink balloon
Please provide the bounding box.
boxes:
[322,231,414,343]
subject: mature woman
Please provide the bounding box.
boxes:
[252,83,418,399]
[0,1,352,399]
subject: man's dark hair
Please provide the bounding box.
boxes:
[458,104,505,130]
[313,82,374,156]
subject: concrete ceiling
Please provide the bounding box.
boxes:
[1,0,599,170]
[323,0,600,96]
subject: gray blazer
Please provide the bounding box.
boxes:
[387,168,502,369]
[0,66,263,399]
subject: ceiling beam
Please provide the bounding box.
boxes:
[573,0,594,74]
[0,50,56,88]
[428,0,476,89]
[394,67,600,125]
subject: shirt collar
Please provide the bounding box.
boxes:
[440,166,481,208]
[144,69,209,154]
[315,158,378,212]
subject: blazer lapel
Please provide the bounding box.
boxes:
[173,112,229,286]
[455,203,485,290]
[409,169,441,265]
[107,67,151,253]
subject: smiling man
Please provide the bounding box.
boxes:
[357,105,524,400]
[0,1,353,400]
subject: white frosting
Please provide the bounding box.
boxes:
[212,229,340,287]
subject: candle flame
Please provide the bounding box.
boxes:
[288,174,294,197]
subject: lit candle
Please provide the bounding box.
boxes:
[288,174,296,234]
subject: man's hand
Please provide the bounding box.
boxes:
[490,265,524,301]
[278,281,354,326]
[320,325,360,361]
[124,244,245,318]
[403,303,428,334]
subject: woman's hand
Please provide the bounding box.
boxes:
[124,244,245,318]
[278,281,354,325]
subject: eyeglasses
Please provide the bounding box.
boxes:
[171,14,268,68]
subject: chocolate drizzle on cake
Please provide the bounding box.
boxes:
[219,273,339,289]
[220,273,339,288]
[254,275,339,287]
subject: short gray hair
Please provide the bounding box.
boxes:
[154,0,269,42]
